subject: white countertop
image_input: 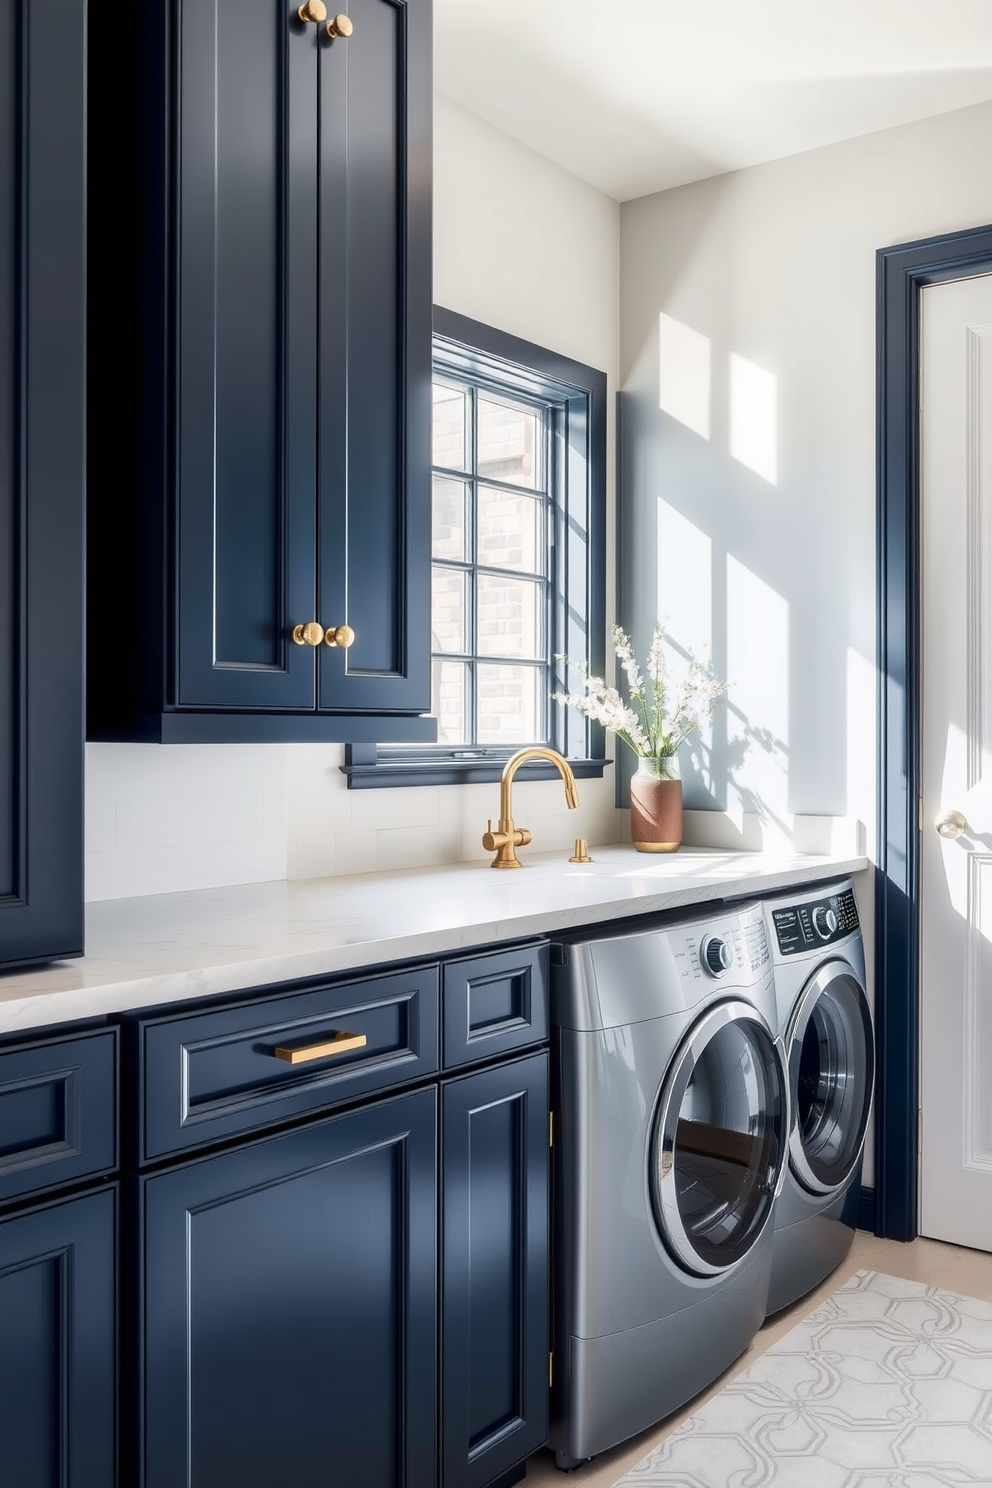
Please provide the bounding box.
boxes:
[0,846,868,1034]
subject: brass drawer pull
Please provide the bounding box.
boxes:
[326,12,353,38]
[273,1031,368,1065]
[298,1,328,23]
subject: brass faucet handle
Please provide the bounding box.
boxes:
[569,838,592,863]
[483,819,531,867]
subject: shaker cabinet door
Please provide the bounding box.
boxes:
[174,0,319,711]
[442,1053,550,1488]
[316,0,432,715]
[0,0,85,967]
[0,1188,118,1488]
[87,0,434,741]
[140,1088,437,1488]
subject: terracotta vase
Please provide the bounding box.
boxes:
[629,754,683,853]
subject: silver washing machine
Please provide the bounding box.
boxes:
[549,900,789,1471]
[762,878,875,1317]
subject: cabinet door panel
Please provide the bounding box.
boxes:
[317,0,432,713]
[142,1088,436,1488]
[176,0,317,710]
[0,0,84,966]
[442,1054,550,1488]
[0,1188,117,1488]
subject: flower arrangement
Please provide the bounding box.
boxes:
[555,621,728,771]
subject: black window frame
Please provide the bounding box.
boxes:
[342,308,608,790]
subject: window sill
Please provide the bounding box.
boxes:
[340,751,612,790]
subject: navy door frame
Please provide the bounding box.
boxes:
[876,223,992,1241]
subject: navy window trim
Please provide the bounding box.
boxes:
[343,307,609,790]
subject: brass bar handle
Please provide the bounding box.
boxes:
[273,1031,368,1065]
[292,621,325,646]
[324,624,356,648]
[326,12,353,38]
[298,1,328,23]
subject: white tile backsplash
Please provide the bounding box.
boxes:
[86,740,623,900]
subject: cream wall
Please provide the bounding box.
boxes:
[85,96,621,901]
[619,95,992,850]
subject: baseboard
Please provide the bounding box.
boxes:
[858,1185,876,1235]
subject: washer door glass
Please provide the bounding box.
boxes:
[651,1000,788,1277]
[789,960,875,1196]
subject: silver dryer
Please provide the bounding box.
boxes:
[549,900,789,1471]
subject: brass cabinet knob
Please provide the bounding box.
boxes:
[324,624,356,649]
[298,0,328,22]
[935,809,968,840]
[326,12,353,37]
[292,621,325,647]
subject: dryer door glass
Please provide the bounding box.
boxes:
[652,1000,787,1277]
[789,961,874,1195]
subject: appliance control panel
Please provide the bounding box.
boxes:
[674,904,771,982]
[771,887,859,955]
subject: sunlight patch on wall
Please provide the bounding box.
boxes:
[659,313,711,440]
[727,555,788,816]
[730,352,778,485]
[657,499,712,656]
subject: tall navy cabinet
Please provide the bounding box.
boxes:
[0,0,86,968]
[87,0,433,744]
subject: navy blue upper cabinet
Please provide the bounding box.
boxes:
[87,0,433,744]
[0,0,86,968]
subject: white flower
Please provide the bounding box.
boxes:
[647,623,667,686]
[554,623,727,761]
[611,624,644,699]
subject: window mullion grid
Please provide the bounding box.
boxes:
[468,382,479,749]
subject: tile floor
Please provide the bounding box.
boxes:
[523,1232,992,1484]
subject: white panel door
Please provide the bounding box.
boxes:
[920,272,992,1250]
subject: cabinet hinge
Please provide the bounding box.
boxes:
[549,1352,554,1388]
[919,797,924,833]
[918,1107,923,1154]
[549,1111,554,1149]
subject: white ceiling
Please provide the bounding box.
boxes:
[433,0,992,201]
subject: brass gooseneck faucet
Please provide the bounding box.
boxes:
[483,747,579,868]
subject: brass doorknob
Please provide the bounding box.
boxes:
[324,624,356,649]
[326,12,353,37]
[292,621,325,647]
[298,0,328,22]
[935,809,968,840]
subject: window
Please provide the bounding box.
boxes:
[343,309,607,788]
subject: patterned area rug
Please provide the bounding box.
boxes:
[611,1269,992,1487]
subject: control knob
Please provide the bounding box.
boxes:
[701,935,733,976]
[812,906,838,940]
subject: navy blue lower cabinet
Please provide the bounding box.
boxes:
[0,1186,117,1488]
[442,1053,550,1488]
[139,1088,437,1488]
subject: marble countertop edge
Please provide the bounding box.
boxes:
[0,847,870,1034]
